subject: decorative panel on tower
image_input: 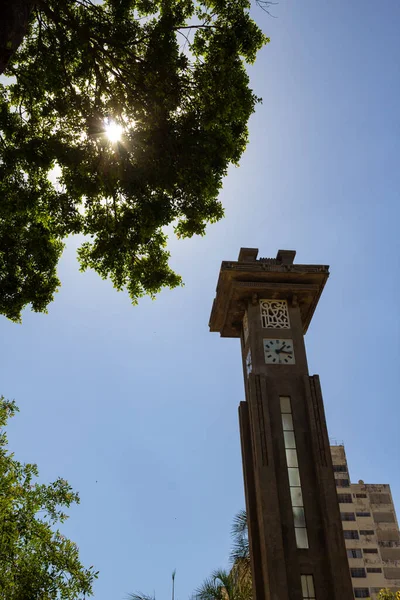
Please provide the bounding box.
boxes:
[260,299,290,329]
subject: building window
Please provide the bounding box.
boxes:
[354,589,370,598]
[344,530,360,540]
[341,512,356,521]
[280,396,309,549]
[363,549,378,554]
[338,493,353,503]
[333,464,348,472]
[355,494,367,498]
[359,530,374,536]
[335,478,350,487]
[246,350,252,377]
[260,299,290,329]
[366,568,382,573]
[301,575,316,600]
[356,512,371,518]
[347,549,363,559]
[351,568,367,578]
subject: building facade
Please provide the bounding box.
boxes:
[209,248,353,600]
[331,445,400,599]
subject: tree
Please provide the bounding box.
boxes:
[194,567,252,600]
[127,512,252,600]
[378,590,400,600]
[194,511,252,600]
[0,395,98,598]
[0,0,269,322]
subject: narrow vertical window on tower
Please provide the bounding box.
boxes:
[243,310,249,343]
[301,575,316,600]
[280,396,309,549]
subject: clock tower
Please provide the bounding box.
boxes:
[209,248,353,600]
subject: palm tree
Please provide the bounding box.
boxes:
[194,567,252,600]
[194,511,252,600]
[127,512,252,600]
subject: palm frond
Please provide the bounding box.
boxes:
[193,579,222,600]
[231,510,248,538]
[211,569,231,585]
[230,511,249,566]
[127,593,156,600]
[230,539,250,563]
[194,570,231,600]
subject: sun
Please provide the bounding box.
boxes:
[104,119,123,143]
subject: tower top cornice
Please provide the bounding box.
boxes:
[209,248,329,337]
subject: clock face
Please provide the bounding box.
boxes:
[246,350,252,376]
[263,339,295,365]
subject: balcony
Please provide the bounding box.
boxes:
[382,560,400,568]
[364,557,382,566]
[379,541,400,548]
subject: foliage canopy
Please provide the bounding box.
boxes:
[378,591,400,600]
[0,395,97,598]
[0,0,268,321]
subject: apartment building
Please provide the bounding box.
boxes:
[331,446,400,599]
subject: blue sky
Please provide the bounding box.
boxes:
[1,1,400,599]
